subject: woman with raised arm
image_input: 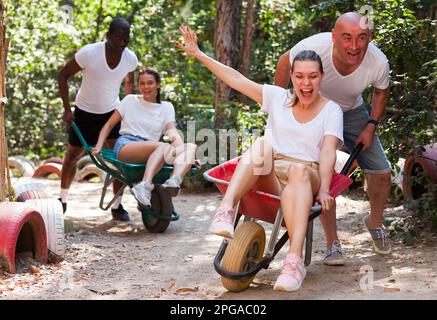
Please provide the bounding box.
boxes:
[176,24,343,292]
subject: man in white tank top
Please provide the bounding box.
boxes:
[275,12,392,262]
[57,18,138,221]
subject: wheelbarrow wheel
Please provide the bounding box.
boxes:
[140,187,173,233]
[221,221,266,292]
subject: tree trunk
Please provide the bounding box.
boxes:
[93,0,104,43]
[214,0,242,128]
[239,0,255,103]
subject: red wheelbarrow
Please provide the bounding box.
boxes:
[203,143,363,292]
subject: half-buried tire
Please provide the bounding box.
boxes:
[0,202,48,273]
[33,163,62,179]
[16,190,48,202]
[24,199,65,262]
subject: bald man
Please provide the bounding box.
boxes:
[275,12,392,265]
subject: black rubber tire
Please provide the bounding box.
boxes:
[140,187,173,233]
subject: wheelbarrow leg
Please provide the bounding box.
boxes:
[304,219,314,266]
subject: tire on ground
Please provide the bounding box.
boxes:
[77,155,93,170]
[16,190,48,202]
[0,202,48,273]
[42,157,64,165]
[13,179,48,199]
[8,156,35,177]
[75,164,105,182]
[25,199,65,262]
[33,163,62,179]
[403,158,431,200]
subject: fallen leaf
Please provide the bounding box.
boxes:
[29,266,40,274]
[100,289,118,295]
[86,287,117,295]
[174,287,199,295]
[384,287,400,292]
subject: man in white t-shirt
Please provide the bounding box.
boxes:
[57,17,138,221]
[275,12,392,263]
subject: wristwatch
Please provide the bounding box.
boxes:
[367,119,380,128]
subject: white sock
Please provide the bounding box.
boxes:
[112,196,123,209]
[60,189,69,203]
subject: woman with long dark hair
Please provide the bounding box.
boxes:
[93,67,199,208]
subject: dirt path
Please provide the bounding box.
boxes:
[1,178,437,300]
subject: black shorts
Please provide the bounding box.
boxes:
[68,108,121,147]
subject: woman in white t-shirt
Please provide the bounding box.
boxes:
[93,68,199,207]
[176,24,343,292]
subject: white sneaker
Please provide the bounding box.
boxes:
[131,181,154,207]
[208,207,235,238]
[161,175,182,196]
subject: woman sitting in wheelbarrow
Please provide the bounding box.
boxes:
[92,67,199,207]
[176,25,343,292]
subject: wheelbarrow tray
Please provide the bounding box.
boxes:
[204,156,353,226]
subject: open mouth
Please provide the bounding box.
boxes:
[348,52,360,59]
[300,89,313,98]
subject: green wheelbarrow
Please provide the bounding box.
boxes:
[70,121,197,233]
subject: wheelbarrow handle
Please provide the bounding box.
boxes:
[340,142,364,176]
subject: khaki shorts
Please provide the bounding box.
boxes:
[274,154,319,190]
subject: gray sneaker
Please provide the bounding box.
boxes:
[363,215,391,255]
[161,175,182,196]
[131,181,154,207]
[323,240,345,266]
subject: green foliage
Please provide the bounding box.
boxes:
[4,0,78,159]
[3,0,435,204]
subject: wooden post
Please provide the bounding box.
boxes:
[0,0,11,201]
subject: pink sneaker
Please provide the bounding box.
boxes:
[273,253,306,292]
[208,207,235,238]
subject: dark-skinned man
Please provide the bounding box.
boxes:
[57,17,138,221]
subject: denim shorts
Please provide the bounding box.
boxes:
[343,105,392,174]
[113,135,146,159]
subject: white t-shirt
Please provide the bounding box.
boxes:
[289,32,390,112]
[116,95,176,142]
[262,85,343,162]
[75,42,138,114]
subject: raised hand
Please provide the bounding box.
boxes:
[176,23,201,57]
